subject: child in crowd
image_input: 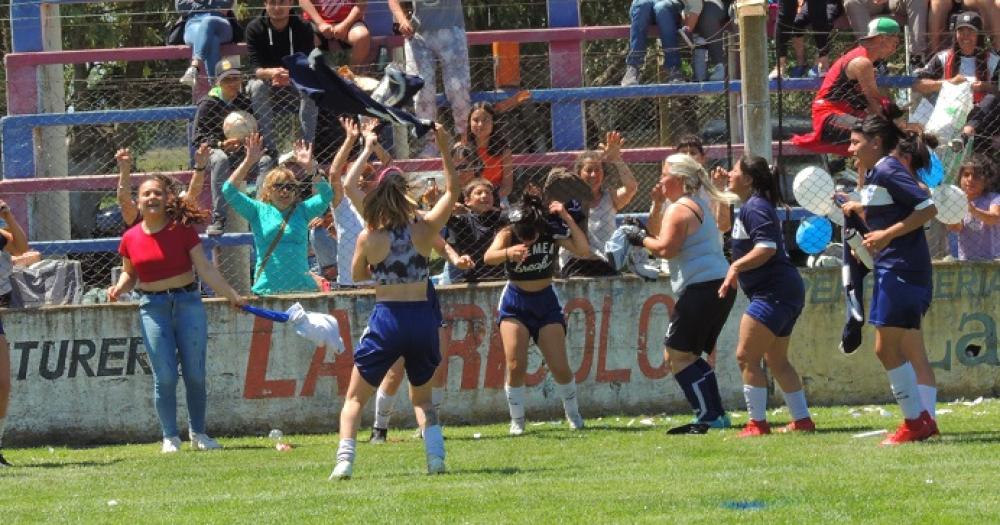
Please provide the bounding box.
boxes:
[947,156,1000,260]
[299,0,372,66]
[467,103,513,202]
[442,179,507,283]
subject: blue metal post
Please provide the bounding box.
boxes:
[547,0,586,151]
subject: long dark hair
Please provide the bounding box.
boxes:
[738,155,785,206]
[467,102,508,157]
[507,194,548,242]
[855,111,936,173]
[853,105,906,155]
[142,174,209,226]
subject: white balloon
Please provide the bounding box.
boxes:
[793,166,835,216]
[223,110,258,140]
[932,184,967,225]
[827,191,860,227]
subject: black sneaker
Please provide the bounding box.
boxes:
[205,219,226,236]
[666,423,711,435]
[369,427,388,444]
[0,453,11,467]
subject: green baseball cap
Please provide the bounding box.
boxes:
[860,17,902,39]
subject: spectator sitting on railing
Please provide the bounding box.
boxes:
[388,0,472,156]
[246,0,320,156]
[177,0,239,86]
[466,103,513,203]
[440,179,506,283]
[0,199,29,468]
[770,0,842,79]
[844,0,928,66]
[299,0,372,67]
[622,0,727,84]
[791,17,901,156]
[928,0,1000,54]
[223,134,332,295]
[559,131,639,277]
[115,147,210,228]
[192,59,276,235]
[946,155,1000,260]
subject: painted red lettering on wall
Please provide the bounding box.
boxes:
[595,294,631,383]
[300,309,355,396]
[441,304,485,390]
[243,317,296,399]
[637,294,674,380]
[563,297,595,383]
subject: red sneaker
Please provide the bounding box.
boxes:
[921,412,940,438]
[880,413,933,446]
[779,417,816,433]
[737,419,771,437]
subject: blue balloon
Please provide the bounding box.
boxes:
[917,149,944,188]
[795,216,833,254]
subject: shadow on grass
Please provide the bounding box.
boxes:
[445,465,556,476]
[928,431,1000,445]
[21,459,124,469]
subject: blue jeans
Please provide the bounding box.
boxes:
[138,289,209,438]
[183,12,233,81]
[627,0,683,70]
[248,79,319,153]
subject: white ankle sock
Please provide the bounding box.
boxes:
[554,380,581,420]
[918,384,937,419]
[431,387,445,413]
[887,362,922,420]
[373,389,397,429]
[781,389,811,421]
[504,385,525,420]
[743,385,768,422]
[336,438,356,463]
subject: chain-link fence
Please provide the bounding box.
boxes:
[2,8,999,307]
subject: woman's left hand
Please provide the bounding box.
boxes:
[549,200,569,219]
[718,266,738,298]
[193,142,212,169]
[600,131,624,160]
[293,139,314,169]
[862,229,892,254]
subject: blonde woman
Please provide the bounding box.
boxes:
[223,134,333,294]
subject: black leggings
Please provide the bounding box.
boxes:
[775,0,840,59]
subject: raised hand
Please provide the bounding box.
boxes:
[193,143,211,169]
[341,117,361,140]
[243,133,264,165]
[600,131,625,160]
[115,148,133,173]
[293,139,314,168]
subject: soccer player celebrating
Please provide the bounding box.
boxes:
[842,114,939,445]
[720,156,816,437]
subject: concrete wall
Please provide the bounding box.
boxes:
[4,263,1000,445]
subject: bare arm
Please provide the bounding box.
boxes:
[190,245,244,307]
[344,140,373,212]
[969,201,1000,226]
[115,148,140,227]
[338,1,366,29]
[498,149,514,199]
[351,229,372,283]
[483,228,514,266]
[108,257,138,301]
[0,202,28,256]
[386,0,415,37]
[602,131,638,210]
[846,56,884,116]
[227,133,264,190]
[643,203,691,259]
[183,142,211,206]
[419,126,461,232]
[863,205,938,253]
[362,119,393,167]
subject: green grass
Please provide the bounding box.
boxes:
[2,401,999,524]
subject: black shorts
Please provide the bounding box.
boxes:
[664,279,736,355]
[820,113,861,146]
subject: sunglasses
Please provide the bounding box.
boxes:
[273,182,301,192]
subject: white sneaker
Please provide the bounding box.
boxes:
[161,436,182,453]
[189,432,222,451]
[567,412,585,430]
[509,417,525,436]
[427,455,446,475]
[329,460,353,480]
[621,65,640,86]
[707,63,725,82]
[179,66,198,87]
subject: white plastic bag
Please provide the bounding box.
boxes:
[925,80,973,142]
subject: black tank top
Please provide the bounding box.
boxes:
[505,231,558,281]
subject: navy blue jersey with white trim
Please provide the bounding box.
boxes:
[860,156,933,280]
[731,195,803,304]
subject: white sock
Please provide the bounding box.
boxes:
[336,438,356,464]
[431,387,445,414]
[423,424,445,460]
[781,389,811,421]
[554,380,581,420]
[918,384,937,419]
[743,385,768,422]
[373,389,397,429]
[504,385,525,420]
[887,363,923,420]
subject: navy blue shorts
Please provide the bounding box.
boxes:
[746,297,802,338]
[355,301,441,387]
[426,279,445,327]
[870,268,932,330]
[497,283,566,343]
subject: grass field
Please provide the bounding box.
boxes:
[2,400,999,524]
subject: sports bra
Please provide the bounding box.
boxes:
[369,225,430,285]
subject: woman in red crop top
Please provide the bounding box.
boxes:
[109,174,244,454]
[467,103,513,201]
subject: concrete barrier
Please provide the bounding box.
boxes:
[4,263,999,446]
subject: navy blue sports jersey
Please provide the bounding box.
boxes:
[731,194,803,305]
[860,156,933,281]
[505,231,558,281]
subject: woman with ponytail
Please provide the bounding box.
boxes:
[330,124,458,480]
[719,155,816,437]
[483,187,590,436]
[109,167,245,454]
[625,154,738,433]
[842,113,940,445]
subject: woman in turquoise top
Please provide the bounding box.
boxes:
[224,133,334,294]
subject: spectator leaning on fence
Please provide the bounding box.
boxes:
[559,131,639,277]
[466,103,513,201]
[0,200,29,468]
[192,59,276,235]
[224,134,333,295]
[109,175,244,454]
[844,0,928,65]
[442,178,506,283]
[299,0,372,67]
[246,0,320,154]
[928,0,1000,54]
[947,155,1000,260]
[177,0,239,86]
[792,17,902,156]
[115,147,209,228]
[388,0,472,156]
